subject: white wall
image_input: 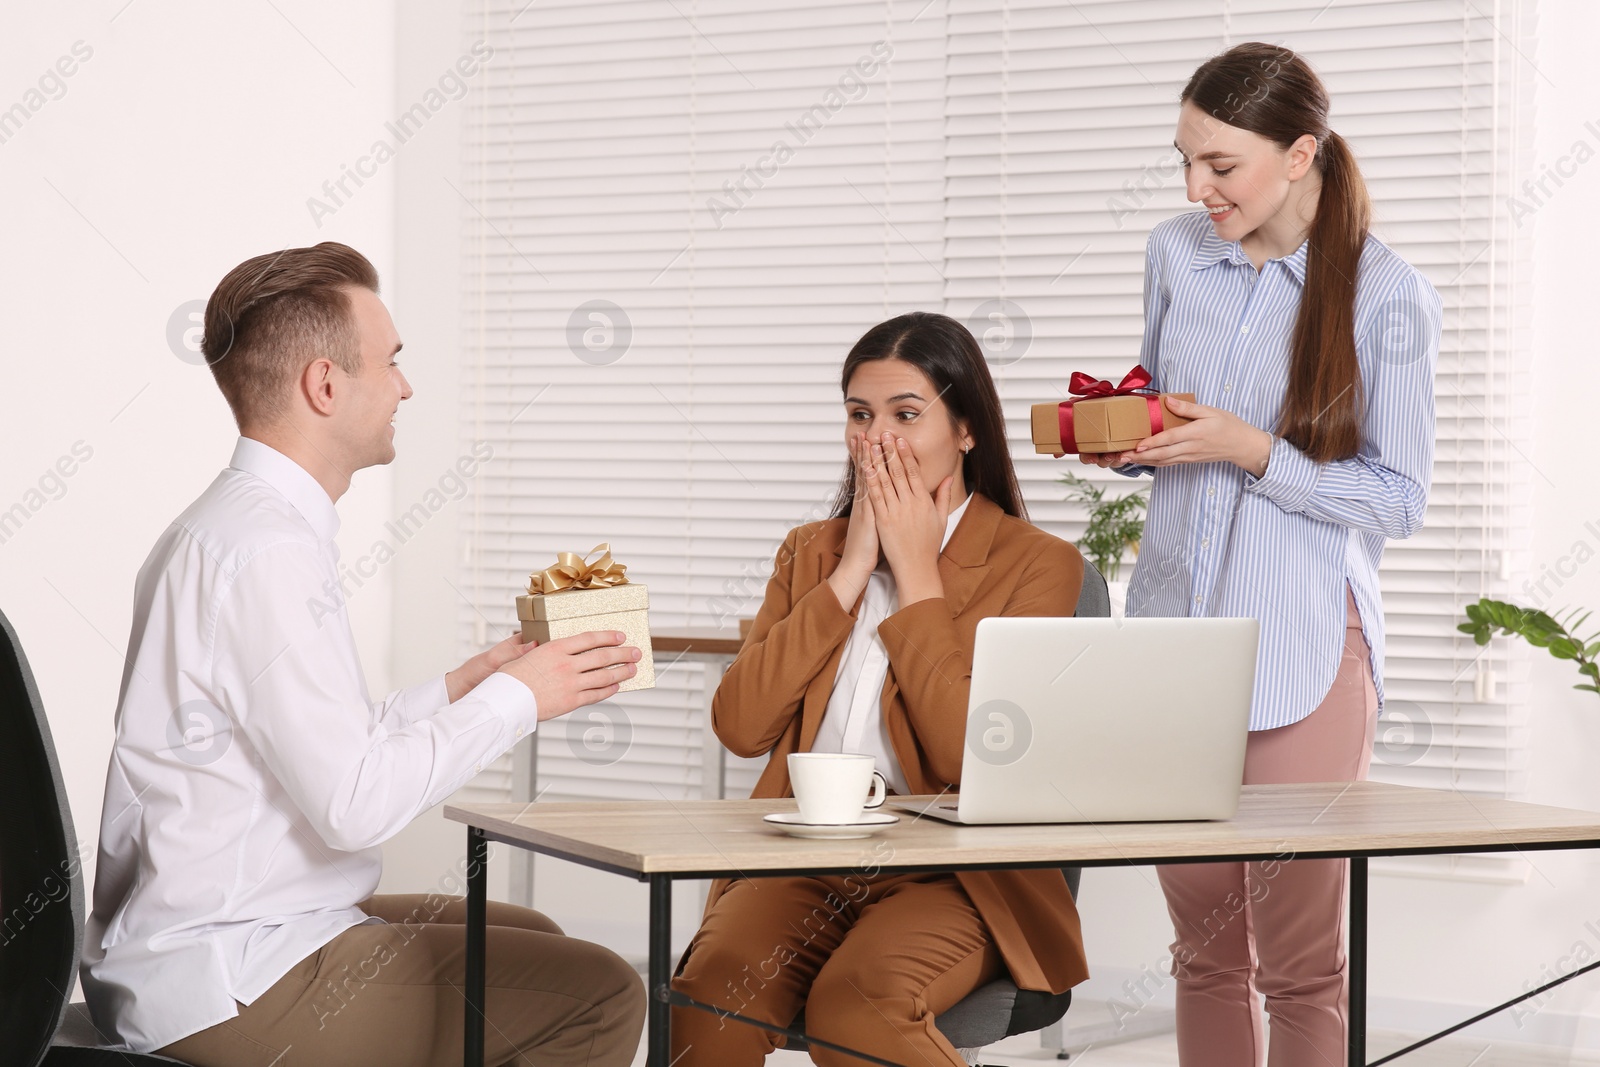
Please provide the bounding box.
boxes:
[0,1,398,901]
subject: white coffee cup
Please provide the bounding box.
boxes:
[787,752,887,824]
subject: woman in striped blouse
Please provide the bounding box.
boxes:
[1078,43,1441,1065]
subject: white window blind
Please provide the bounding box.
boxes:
[460,0,1536,879]
[460,0,946,802]
[943,0,1536,879]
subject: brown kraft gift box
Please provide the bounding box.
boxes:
[1032,392,1194,454]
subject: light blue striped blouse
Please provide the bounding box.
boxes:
[1120,210,1441,731]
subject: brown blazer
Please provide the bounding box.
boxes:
[708,492,1090,994]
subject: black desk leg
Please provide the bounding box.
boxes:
[466,827,488,1067]
[1348,856,1367,1067]
[648,874,673,1067]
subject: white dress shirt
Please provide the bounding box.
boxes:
[812,494,972,795]
[81,438,539,1053]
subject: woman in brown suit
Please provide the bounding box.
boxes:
[671,312,1090,1066]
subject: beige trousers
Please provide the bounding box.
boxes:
[157,894,645,1067]
[1156,585,1380,1067]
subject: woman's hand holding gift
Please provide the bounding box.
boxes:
[1126,396,1274,476]
[864,430,951,607]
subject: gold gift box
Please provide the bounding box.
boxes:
[515,583,656,692]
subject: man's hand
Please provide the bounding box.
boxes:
[495,630,641,721]
[446,631,532,703]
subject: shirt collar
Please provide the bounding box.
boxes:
[1278,241,1309,284]
[229,436,341,545]
[940,492,974,551]
[1187,224,1309,285]
[1186,225,1248,272]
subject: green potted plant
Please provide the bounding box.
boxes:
[1459,598,1600,697]
[1059,470,1148,615]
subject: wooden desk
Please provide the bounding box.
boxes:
[447,783,1600,1067]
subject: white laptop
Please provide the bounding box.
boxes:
[897,616,1259,824]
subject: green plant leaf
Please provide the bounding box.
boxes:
[1490,599,1521,621]
[1466,598,1600,702]
[1529,612,1564,636]
[1062,472,1148,583]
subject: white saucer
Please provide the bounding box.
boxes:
[763,812,899,840]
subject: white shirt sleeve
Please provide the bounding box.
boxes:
[211,542,538,852]
[371,675,452,732]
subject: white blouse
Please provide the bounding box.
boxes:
[811,493,972,794]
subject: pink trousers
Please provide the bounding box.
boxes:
[1156,586,1379,1067]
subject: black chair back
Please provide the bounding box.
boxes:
[0,605,85,1067]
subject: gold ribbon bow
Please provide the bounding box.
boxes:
[526,543,630,595]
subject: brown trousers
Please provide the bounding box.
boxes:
[1156,585,1380,1067]
[670,871,1003,1066]
[157,894,645,1067]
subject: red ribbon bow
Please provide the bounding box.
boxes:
[1058,364,1166,454]
[1068,365,1154,400]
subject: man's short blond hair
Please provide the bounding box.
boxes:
[202,242,380,427]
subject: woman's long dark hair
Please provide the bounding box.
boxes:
[829,311,1025,521]
[1182,42,1369,463]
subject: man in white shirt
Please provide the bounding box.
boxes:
[82,242,645,1066]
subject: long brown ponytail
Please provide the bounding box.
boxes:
[1182,43,1370,463]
